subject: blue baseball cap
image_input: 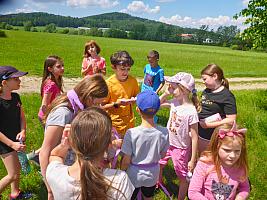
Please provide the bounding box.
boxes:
[136,90,160,115]
[0,66,28,82]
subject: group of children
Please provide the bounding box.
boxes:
[0,39,250,200]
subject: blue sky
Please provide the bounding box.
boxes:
[0,0,249,30]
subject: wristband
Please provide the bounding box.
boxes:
[113,102,119,108]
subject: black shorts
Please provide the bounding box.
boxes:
[131,185,156,199]
[0,142,15,155]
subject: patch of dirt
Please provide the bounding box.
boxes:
[18,76,267,94]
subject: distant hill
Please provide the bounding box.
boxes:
[0,11,197,34]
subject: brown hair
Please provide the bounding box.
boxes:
[70,107,124,199]
[44,74,108,122]
[201,64,229,89]
[41,55,64,96]
[201,123,248,182]
[110,50,134,68]
[83,40,101,58]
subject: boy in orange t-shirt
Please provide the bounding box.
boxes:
[102,51,139,137]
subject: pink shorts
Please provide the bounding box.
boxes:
[159,146,191,179]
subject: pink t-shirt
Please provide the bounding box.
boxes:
[167,99,199,148]
[188,160,250,200]
[82,56,106,76]
[38,79,61,119]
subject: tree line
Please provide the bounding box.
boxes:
[0,12,254,50]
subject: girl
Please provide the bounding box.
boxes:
[159,72,199,199]
[0,66,32,199]
[28,56,64,164]
[198,64,237,154]
[46,107,134,200]
[81,40,106,77]
[188,122,250,200]
[39,74,108,200]
[38,55,64,123]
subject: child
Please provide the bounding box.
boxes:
[39,74,108,200]
[46,107,134,200]
[102,50,139,136]
[159,72,199,199]
[28,55,64,164]
[141,50,165,94]
[38,55,64,123]
[121,90,169,200]
[81,40,106,76]
[0,66,32,199]
[188,121,250,200]
[198,64,237,153]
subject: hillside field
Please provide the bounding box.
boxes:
[1,30,267,78]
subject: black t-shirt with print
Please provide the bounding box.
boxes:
[198,88,237,140]
[0,93,22,154]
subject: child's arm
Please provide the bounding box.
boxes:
[188,123,198,172]
[199,114,236,128]
[188,161,209,200]
[235,178,250,200]
[49,124,71,163]
[121,154,131,171]
[40,93,52,116]
[16,106,26,141]
[156,81,165,94]
[159,90,171,108]
[0,132,25,151]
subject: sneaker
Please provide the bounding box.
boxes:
[9,191,33,200]
[27,151,40,166]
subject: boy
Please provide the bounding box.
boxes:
[121,90,169,199]
[102,51,139,136]
[141,50,165,94]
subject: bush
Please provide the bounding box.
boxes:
[31,27,38,32]
[231,44,240,50]
[0,30,6,37]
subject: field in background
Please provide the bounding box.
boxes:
[0,90,266,199]
[1,30,267,78]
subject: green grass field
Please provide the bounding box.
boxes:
[0,90,266,199]
[1,30,267,78]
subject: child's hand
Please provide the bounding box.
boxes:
[164,84,173,96]
[61,124,71,146]
[112,139,123,149]
[11,142,26,152]
[199,120,211,128]
[188,160,195,172]
[16,130,26,142]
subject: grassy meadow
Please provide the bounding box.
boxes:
[1,30,267,78]
[0,90,266,199]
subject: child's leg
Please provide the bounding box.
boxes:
[177,179,189,200]
[0,151,21,195]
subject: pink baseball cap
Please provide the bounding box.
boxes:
[164,72,196,92]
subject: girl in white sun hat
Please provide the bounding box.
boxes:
[158,72,200,200]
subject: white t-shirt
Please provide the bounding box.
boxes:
[46,161,134,200]
[167,99,199,148]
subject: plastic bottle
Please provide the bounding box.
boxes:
[17,138,31,174]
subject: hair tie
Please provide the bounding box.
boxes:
[218,120,247,139]
[67,89,84,114]
[83,155,92,161]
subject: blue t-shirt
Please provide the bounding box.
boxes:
[141,64,164,92]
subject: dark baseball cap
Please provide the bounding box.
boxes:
[0,66,28,82]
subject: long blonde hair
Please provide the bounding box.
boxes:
[44,74,108,122]
[70,107,124,200]
[201,123,248,182]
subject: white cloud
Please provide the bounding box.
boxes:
[123,1,160,14]
[159,14,248,30]
[66,0,119,8]
[242,0,249,6]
